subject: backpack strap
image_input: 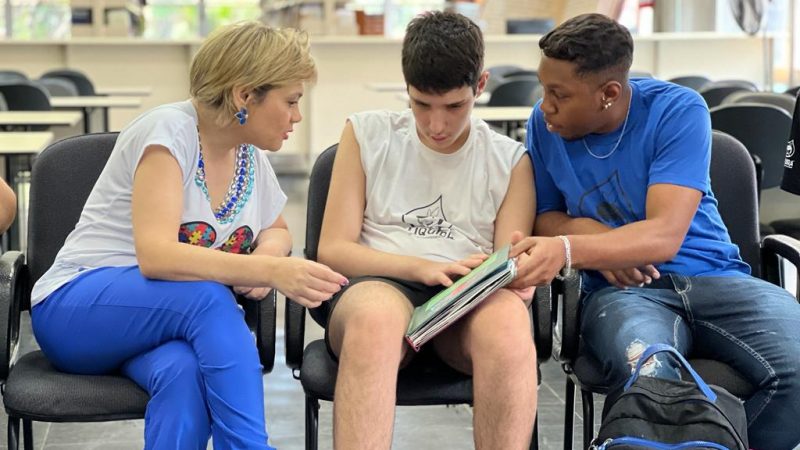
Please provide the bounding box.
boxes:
[624,343,717,402]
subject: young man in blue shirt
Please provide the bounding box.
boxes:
[511,13,800,449]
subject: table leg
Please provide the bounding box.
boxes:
[82,108,91,134]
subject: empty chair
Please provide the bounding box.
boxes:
[0,82,51,111]
[487,79,540,107]
[722,91,796,113]
[699,80,758,108]
[486,64,524,92]
[40,69,96,96]
[0,70,28,83]
[668,75,712,91]
[36,77,79,97]
[710,103,792,190]
[506,18,554,34]
[629,70,653,78]
[503,69,538,80]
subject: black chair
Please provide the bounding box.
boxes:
[710,103,792,191]
[486,79,540,140]
[667,75,712,91]
[546,131,800,449]
[285,144,552,450]
[0,133,277,450]
[486,64,524,93]
[784,85,800,97]
[36,78,79,97]
[40,69,96,96]
[506,18,554,34]
[0,71,28,83]
[721,91,796,113]
[629,70,653,79]
[504,69,538,80]
[0,82,51,112]
[699,81,758,108]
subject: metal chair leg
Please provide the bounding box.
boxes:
[22,420,32,450]
[564,378,575,450]
[7,416,19,450]
[305,395,320,450]
[530,415,539,450]
[581,389,594,450]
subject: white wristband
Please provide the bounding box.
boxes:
[556,235,572,278]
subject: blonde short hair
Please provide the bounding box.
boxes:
[190,21,317,126]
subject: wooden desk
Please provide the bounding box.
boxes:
[472,106,532,122]
[51,96,143,133]
[96,86,152,96]
[394,91,491,106]
[0,131,54,155]
[0,111,82,129]
[0,131,54,250]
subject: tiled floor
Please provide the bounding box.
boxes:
[0,174,604,449]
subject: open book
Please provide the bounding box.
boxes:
[405,245,517,351]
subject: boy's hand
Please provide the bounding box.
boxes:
[414,254,488,287]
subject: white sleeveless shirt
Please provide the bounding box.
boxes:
[350,109,526,263]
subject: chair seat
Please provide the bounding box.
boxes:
[300,340,473,405]
[572,351,755,399]
[3,351,149,422]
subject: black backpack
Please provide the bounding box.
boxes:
[591,344,748,450]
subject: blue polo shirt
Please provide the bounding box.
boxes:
[526,78,749,292]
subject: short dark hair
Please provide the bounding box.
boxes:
[402,11,484,94]
[539,13,633,78]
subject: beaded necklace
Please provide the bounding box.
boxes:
[195,130,255,224]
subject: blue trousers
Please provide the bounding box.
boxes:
[31,266,275,450]
[581,274,800,450]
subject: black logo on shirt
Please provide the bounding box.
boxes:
[402,195,455,239]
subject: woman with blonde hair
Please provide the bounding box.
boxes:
[29,21,346,449]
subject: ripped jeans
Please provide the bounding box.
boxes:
[580,274,800,450]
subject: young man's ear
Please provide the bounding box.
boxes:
[475,71,490,97]
[600,81,623,106]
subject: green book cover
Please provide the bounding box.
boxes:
[405,245,514,347]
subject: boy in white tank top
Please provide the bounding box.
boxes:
[317,11,540,449]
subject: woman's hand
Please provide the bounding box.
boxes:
[271,257,349,308]
[413,254,488,287]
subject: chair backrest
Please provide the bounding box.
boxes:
[36,77,79,97]
[709,131,761,276]
[0,70,28,82]
[629,71,653,79]
[709,103,793,189]
[0,93,7,111]
[721,91,796,113]
[699,84,756,109]
[27,133,118,285]
[667,75,712,91]
[0,82,51,111]
[40,69,96,96]
[304,144,338,325]
[785,85,800,97]
[503,69,538,79]
[505,18,554,34]
[486,65,523,92]
[487,79,540,107]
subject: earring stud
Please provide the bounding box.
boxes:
[235,107,248,125]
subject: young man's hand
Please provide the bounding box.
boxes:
[600,265,660,289]
[509,234,566,287]
[414,254,488,287]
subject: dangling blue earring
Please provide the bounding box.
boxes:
[235,107,248,125]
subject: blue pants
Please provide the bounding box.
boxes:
[31,266,274,450]
[581,274,800,450]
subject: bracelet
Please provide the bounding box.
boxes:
[555,235,572,280]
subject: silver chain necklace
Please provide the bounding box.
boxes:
[582,90,633,160]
